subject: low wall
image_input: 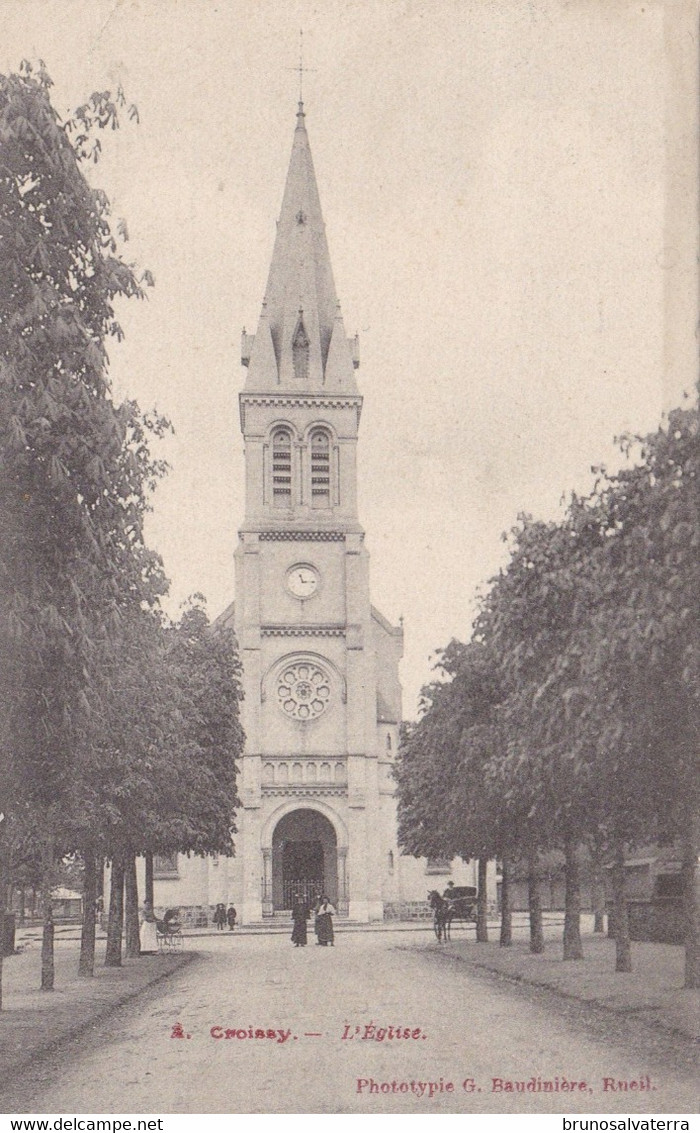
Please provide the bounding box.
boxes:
[508,879,596,912]
[154,905,210,928]
[383,900,431,921]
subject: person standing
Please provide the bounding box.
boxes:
[291,896,309,947]
[213,903,226,931]
[314,896,336,946]
[139,901,158,955]
[226,904,237,932]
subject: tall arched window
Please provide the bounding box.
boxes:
[272,428,292,508]
[310,429,331,508]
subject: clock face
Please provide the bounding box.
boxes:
[286,563,320,599]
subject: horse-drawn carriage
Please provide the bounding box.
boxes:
[428,886,477,941]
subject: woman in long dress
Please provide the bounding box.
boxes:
[291,898,309,947]
[314,896,336,946]
[213,903,227,930]
[139,902,158,954]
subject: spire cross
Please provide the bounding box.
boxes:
[287,29,316,102]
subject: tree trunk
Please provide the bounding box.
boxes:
[476,858,488,942]
[612,838,631,972]
[528,851,544,953]
[0,830,5,1011]
[79,851,97,977]
[607,900,617,939]
[1,834,10,913]
[563,836,584,960]
[96,856,104,929]
[40,837,55,991]
[682,819,699,989]
[591,848,606,933]
[124,852,141,959]
[499,857,512,947]
[145,851,154,909]
[105,855,125,968]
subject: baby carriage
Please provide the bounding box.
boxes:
[155,908,184,950]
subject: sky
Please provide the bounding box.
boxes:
[2,0,695,715]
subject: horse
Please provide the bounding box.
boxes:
[427,890,453,942]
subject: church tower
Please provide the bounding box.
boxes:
[120,100,483,924]
[231,101,404,923]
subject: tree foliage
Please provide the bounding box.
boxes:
[397,640,509,863]
[0,62,167,816]
[71,597,244,863]
[0,63,245,989]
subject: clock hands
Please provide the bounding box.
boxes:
[287,564,319,597]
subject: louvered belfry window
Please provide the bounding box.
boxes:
[272,428,293,508]
[310,429,331,508]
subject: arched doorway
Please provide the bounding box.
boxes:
[271,809,338,910]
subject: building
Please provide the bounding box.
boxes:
[145,101,481,924]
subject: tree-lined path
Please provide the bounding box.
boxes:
[1,932,696,1114]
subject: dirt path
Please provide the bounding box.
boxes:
[1,932,696,1114]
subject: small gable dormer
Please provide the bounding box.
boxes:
[292,312,310,382]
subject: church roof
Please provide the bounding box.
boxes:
[213,600,235,630]
[371,604,403,637]
[243,102,359,393]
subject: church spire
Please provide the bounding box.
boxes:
[242,103,358,392]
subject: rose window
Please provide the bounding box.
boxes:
[276,661,331,721]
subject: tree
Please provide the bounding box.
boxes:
[0,62,167,996]
[573,407,699,982]
[397,640,513,944]
[396,642,470,866]
[71,596,244,973]
[161,597,244,856]
[476,515,605,960]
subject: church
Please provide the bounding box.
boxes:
[147,101,479,924]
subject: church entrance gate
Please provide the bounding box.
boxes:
[271,808,338,911]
